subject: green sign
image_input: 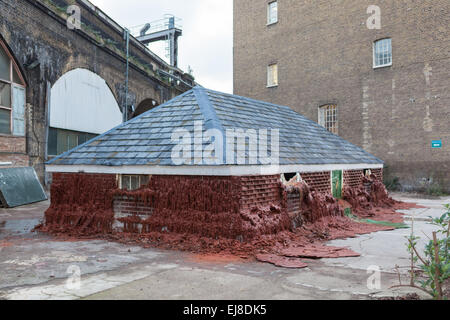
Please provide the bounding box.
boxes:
[431,140,442,149]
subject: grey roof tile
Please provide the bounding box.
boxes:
[48,87,383,167]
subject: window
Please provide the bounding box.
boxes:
[373,38,392,68]
[267,63,278,87]
[267,1,278,25]
[48,127,97,156]
[120,175,150,191]
[0,40,26,135]
[318,105,338,134]
[282,172,300,183]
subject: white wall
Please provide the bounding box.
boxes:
[50,68,122,134]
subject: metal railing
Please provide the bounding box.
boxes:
[129,15,182,38]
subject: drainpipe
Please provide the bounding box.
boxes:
[123,28,130,122]
[44,81,51,186]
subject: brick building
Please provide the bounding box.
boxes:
[0,0,194,183]
[233,0,450,192]
[45,87,383,237]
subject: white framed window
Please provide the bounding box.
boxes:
[0,39,26,136]
[373,38,392,68]
[119,175,150,191]
[318,104,338,134]
[267,63,278,87]
[267,1,278,25]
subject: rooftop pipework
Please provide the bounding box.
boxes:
[130,15,182,67]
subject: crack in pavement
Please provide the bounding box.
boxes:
[358,235,374,251]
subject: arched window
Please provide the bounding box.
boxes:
[318,104,338,134]
[0,40,26,136]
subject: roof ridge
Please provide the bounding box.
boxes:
[193,86,226,164]
[201,86,292,111]
[192,86,224,132]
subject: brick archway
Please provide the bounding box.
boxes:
[132,98,160,118]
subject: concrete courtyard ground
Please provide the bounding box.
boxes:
[0,193,448,300]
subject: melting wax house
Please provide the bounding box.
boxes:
[44,86,384,239]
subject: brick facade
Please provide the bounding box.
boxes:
[0,135,29,167]
[371,168,383,182]
[110,171,379,222]
[113,197,154,218]
[47,170,380,235]
[234,0,450,192]
[300,172,331,194]
[51,172,117,199]
[239,175,282,209]
[343,170,364,189]
[286,191,302,227]
[113,175,284,217]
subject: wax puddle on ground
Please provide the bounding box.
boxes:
[0,219,41,239]
[256,244,360,269]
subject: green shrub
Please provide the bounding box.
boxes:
[384,176,401,191]
[403,204,450,300]
[425,183,447,197]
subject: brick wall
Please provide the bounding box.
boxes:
[111,173,332,228]
[234,0,450,192]
[111,174,286,237]
[343,170,364,188]
[0,135,29,167]
[110,174,289,239]
[47,171,384,236]
[113,196,154,231]
[239,175,282,209]
[0,154,29,168]
[49,172,117,215]
[113,196,154,217]
[286,191,301,226]
[113,175,284,217]
[371,168,383,181]
[300,172,331,194]
[48,171,391,237]
[0,136,26,153]
[51,172,117,203]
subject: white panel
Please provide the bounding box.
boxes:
[46,163,384,176]
[50,68,122,134]
[12,85,25,136]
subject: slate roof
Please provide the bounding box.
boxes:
[48,86,383,166]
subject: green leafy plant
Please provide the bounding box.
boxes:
[425,183,447,197]
[393,204,449,299]
[384,176,401,191]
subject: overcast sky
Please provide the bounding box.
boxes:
[89,0,233,93]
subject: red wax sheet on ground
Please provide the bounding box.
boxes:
[256,254,308,269]
[278,244,360,259]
